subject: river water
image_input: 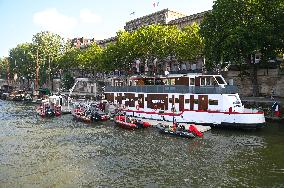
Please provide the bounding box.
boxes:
[0,100,283,188]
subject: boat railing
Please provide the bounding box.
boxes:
[105,85,238,94]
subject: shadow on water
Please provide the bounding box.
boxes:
[0,100,283,187]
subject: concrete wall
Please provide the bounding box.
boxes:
[223,68,284,97]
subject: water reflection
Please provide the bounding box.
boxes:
[0,100,283,187]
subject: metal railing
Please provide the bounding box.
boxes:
[105,85,238,94]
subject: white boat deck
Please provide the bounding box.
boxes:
[135,118,211,133]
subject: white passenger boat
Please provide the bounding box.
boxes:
[104,73,265,128]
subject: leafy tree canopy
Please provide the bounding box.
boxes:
[200,0,284,70]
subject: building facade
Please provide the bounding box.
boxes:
[69,37,95,49]
[124,9,186,32]
[98,9,209,48]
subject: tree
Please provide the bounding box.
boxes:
[8,43,35,84]
[101,43,122,71]
[200,0,284,96]
[0,57,8,80]
[32,31,65,88]
[77,42,102,70]
[100,24,204,75]
[57,46,81,71]
[177,23,204,62]
[132,25,171,73]
[61,72,75,91]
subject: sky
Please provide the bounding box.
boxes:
[0,0,214,57]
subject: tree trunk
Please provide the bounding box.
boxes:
[248,55,260,97]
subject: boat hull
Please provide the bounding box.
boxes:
[114,120,139,129]
[156,125,195,138]
[124,109,265,129]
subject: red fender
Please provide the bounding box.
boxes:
[189,124,203,137]
[143,122,151,127]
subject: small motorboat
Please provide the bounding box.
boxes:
[156,123,202,139]
[71,103,109,123]
[114,115,151,129]
[72,108,92,123]
[36,99,61,118]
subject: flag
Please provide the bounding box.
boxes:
[272,102,281,117]
[153,1,159,7]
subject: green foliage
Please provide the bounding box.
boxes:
[178,23,204,61]
[57,47,81,70]
[61,72,75,91]
[6,21,205,82]
[8,43,35,80]
[200,0,284,70]
[77,42,102,70]
[200,0,284,96]
[0,57,8,79]
[32,31,65,85]
[100,24,204,73]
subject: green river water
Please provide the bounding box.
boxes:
[0,100,283,187]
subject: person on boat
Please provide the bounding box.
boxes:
[171,122,178,132]
[177,124,185,131]
[99,102,106,112]
[93,111,100,121]
[131,118,137,124]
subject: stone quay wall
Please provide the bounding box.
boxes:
[223,68,284,98]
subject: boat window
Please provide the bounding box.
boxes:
[201,77,206,85]
[164,79,169,85]
[228,95,241,105]
[215,76,225,84]
[144,78,164,85]
[209,99,218,105]
[144,79,154,85]
[206,77,214,85]
[169,79,175,85]
[194,99,198,104]
[190,78,195,85]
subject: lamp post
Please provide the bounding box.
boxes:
[35,49,39,92]
[27,73,30,91]
[21,76,25,90]
[48,55,51,91]
[6,58,10,87]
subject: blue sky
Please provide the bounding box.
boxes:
[0,0,213,57]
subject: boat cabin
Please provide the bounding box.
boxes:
[116,74,227,87]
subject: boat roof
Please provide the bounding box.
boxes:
[128,73,224,79]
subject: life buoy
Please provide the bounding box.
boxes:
[154,105,158,111]
[136,105,140,110]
